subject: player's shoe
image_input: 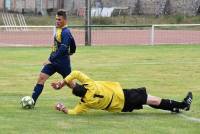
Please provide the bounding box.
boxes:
[183,92,193,111]
[172,108,180,113]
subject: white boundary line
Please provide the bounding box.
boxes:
[179,114,200,123]
[145,106,200,123]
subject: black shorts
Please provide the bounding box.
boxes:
[122,87,147,112]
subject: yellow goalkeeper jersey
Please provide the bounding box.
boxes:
[64,71,125,115]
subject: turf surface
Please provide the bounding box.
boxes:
[0,45,199,134]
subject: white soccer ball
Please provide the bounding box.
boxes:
[21,96,35,109]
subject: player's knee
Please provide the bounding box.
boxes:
[150,99,160,106]
[147,95,161,106]
[37,73,49,84]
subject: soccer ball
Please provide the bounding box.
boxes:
[21,96,35,109]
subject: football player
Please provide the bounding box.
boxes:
[51,71,192,115]
[31,9,76,105]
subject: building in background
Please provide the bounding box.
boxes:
[0,0,4,11]
[0,0,199,16]
[0,0,64,15]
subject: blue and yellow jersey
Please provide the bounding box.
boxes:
[49,26,76,63]
[64,71,125,115]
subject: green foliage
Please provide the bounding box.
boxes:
[0,14,200,25]
[92,17,114,25]
[24,15,84,25]
[134,0,143,15]
[0,46,200,134]
[24,15,55,25]
[175,15,184,24]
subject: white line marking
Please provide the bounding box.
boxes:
[179,114,200,123]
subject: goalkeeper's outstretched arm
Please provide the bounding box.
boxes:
[51,79,76,90]
[51,70,92,90]
[55,102,89,115]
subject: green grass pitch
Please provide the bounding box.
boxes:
[0,45,200,134]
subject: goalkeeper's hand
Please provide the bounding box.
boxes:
[55,103,68,114]
[51,81,65,90]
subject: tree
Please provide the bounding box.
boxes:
[134,0,143,15]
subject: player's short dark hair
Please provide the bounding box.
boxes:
[72,83,87,98]
[57,9,67,19]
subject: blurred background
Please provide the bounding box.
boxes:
[0,0,200,46]
[0,0,200,25]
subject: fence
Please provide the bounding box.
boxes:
[0,24,200,47]
[1,13,27,31]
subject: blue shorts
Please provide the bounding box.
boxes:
[41,63,71,78]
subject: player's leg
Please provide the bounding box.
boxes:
[32,64,56,103]
[147,92,193,112]
[32,72,49,102]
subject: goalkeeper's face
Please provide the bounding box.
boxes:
[56,15,67,28]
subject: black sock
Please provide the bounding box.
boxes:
[149,99,186,112]
[32,84,44,103]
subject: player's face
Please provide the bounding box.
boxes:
[56,15,66,28]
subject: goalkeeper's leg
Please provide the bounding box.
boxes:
[147,92,192,113]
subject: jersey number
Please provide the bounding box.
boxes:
[93,94,104,98]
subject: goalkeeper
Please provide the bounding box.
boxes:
[51,71,193,115]
[31,9,76,105]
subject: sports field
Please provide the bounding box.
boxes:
[0,45,200,134]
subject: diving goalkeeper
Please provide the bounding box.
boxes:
[51,71,192,115]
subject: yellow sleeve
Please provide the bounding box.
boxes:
[64,70,93,84]
[67,102,89,115]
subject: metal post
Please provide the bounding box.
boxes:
[35,0,37,15]
[151,25,155,46]
[3,0,5,12]
[183,0,185,19]
[40,0,43,15]
[85,0,91,46]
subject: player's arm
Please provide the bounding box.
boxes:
[64,71,93,85]
[51,79,76,90]
[51,71,92,89]
[69,36,76,55]
[68,102,89,115]
[49,31,75,62]
[55,102,89,115]
[49,45,68,62]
